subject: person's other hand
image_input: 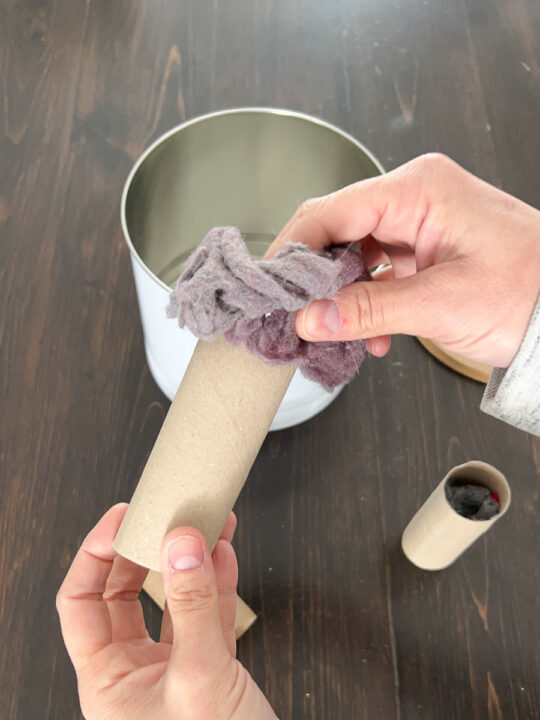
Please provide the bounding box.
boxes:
[57,504,277,720]
[269,154,540,368]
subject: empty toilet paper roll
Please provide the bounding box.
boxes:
[401,461,511,571]
[113,335,295,571]
[142,570,257,639]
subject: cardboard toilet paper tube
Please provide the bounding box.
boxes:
[113,336,296,571]
[142,570,257,639]
[401,461,511,571]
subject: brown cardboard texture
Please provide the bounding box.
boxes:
[113,336,295,570]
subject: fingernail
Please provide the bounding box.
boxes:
[168,535,204,571]
[302,299,341,338]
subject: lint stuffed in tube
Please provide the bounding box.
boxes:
[401,460,511,571]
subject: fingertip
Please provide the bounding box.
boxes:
[213,536,237,563]
[366,336,392,357]
[167,535,205,572]
[212,540,239,609]
[85,504,129,552]
[295,299,341,341]
[100,503,129,543]
[220,512,237,543]
[227,511,238,538]
[102,503,129,534]
[161,527,210,575]
[103,502,129,520]
[109,502,129,519]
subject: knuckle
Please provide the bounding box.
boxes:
[347,285,385,335]
[55,590,65,613]
[217,584,238,600]
[167,579,216,613]
[296,195,324,219]
[417,152,456,176]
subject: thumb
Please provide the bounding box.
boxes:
[161,527,229,679]
[296,268,442,341]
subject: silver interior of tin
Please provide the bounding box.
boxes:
[123,109,383,289]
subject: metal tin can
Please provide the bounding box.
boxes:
[121,108,383,429]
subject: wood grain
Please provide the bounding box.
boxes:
[1,0,540,718]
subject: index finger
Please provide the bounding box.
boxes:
[266,176,384,258]
[56,503,128,667]
[265,154,454,258]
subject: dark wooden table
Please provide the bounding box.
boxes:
[2,1,540,718]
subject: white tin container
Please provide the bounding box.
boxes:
[121,108,383,430]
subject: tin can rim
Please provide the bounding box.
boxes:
[120,106,386,292]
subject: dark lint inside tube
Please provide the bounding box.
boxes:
[444,480,500,521]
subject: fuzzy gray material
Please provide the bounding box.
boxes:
[445,483,500,520]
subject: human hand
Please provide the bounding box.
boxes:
[270,154,540,368]
[57,504,277,720]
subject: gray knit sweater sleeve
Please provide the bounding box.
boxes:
[480,295,540,436]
